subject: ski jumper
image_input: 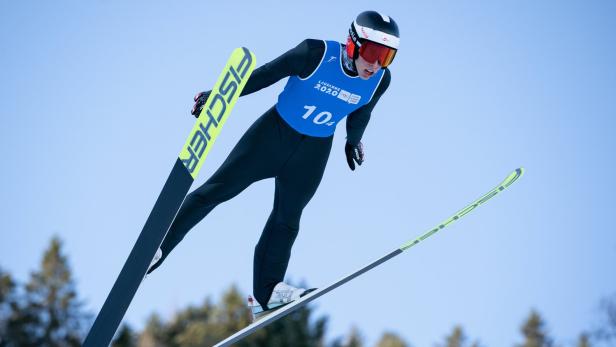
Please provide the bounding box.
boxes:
[156,39,391,308]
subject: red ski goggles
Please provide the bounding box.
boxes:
[358,41,397,68]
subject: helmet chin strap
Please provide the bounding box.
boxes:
[342,45,357,74]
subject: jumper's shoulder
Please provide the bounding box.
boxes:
[305,38,326,48]
[295,38,326,56]
[291,39,326,78]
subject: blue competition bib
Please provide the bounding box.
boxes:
[276,40,384,137]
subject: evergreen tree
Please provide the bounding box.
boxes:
[215,285,254,344]
[113,323,137,347]
[21,236,88,346]
[1,237,89,346]
[0,269,15,315]
[332,326,362,347]
[442,325,466,347]
[0,268,18,346]
[169,295,232,347]
[515,310,553,347]
[138,313,167,347]
[375,331,408,347]
[576,333,590,347]
[437,325,482,347]
[595,294,616,344]
[0,267,41,347]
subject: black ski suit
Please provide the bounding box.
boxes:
[153,39,391,308]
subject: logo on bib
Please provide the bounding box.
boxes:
[337,90,361,104]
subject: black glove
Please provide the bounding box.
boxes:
[345,141,365,171]
[191,91,211,118]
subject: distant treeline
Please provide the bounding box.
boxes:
[1,237,614,347]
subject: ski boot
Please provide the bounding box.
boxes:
[248,282,317,321]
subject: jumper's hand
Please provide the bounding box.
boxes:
[345,142,365,171]
[191,91,211,118]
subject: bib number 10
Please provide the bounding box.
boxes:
[302,105,335,126]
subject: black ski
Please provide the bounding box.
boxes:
[83,47,256,347]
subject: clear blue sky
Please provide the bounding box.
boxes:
[1,1,615,346]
